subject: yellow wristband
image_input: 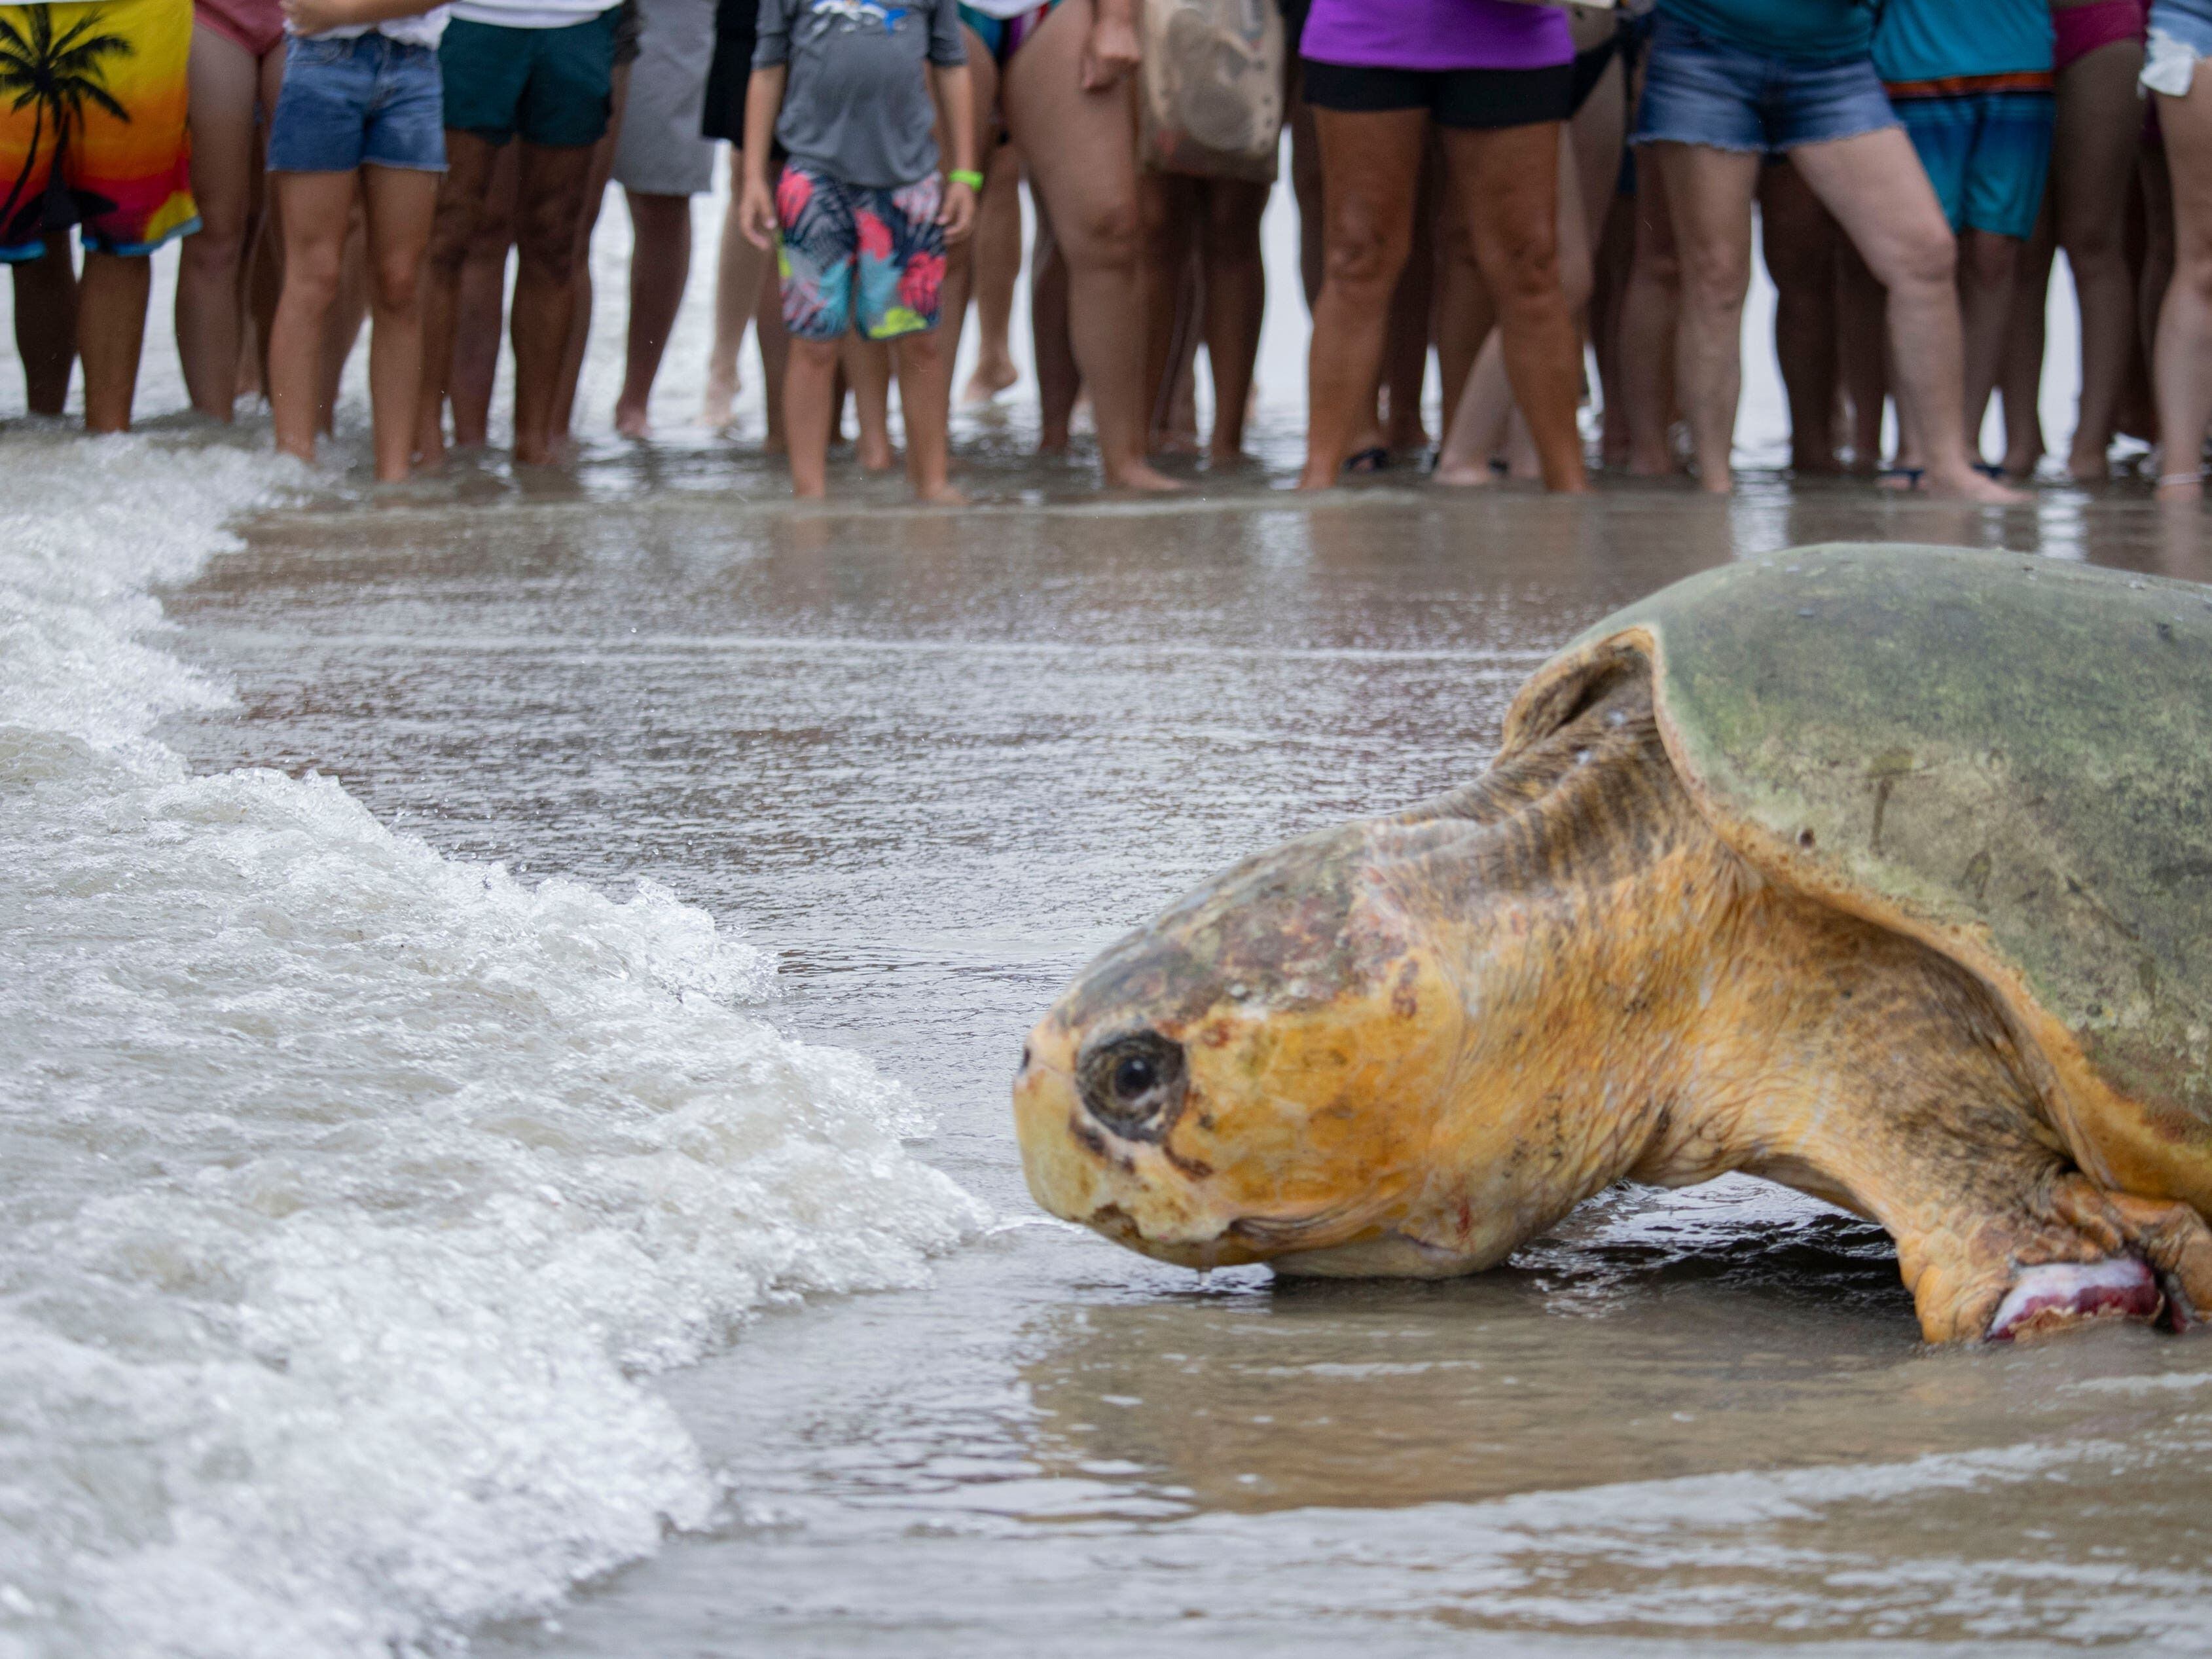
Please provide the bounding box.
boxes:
[948,170,984,191]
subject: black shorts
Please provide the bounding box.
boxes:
[1299,58,1574,130]
[700,0,755,143]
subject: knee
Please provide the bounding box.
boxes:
[372,251,424,314]
[1068,196,1144,272]
[1961,230,2018,290]
[426,204,477,273]
[183,219,247,272]
[1679,238,1751,310]
[896,326,944,361]
[283,248,344,311]
[1322,202,1410,297]
[517,209,581,287]
[1881,223,1958,292]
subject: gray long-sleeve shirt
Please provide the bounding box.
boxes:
[754,0,966,189]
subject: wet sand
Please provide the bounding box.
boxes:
[160,464,2212,1655]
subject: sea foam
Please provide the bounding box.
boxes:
[0,433,985,1656]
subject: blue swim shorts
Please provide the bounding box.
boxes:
[439,9,619,149]
[1632,12,1898,154]
[1889,86,2055,240]
[268,33,447,173]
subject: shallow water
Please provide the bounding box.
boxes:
[7,174,2211,1654]
[154,465,2212,1656]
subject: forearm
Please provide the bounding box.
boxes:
[742,65,784,180]
[935,64,975,177]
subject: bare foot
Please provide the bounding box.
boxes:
[414,432,447,474]
[2065,446,2107,483]
[2156,474,2203,504]
[702,365,738,429]
[858,435,897,472]
[1151,428,1201,458]
[1923,465,2027,504]
[1206,443,1248,469]
[962,358,1017,405]
[913,479,968,504]
[1105,459,1185,492]
[1430,458,1498,488]
[613,399,650,439]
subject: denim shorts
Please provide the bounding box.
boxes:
[439,10,619,149]
[2144,0,2212,95]
[1631,13,1899,154]
[268,33,447,173]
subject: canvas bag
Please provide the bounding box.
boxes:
[1137,0,1284,183]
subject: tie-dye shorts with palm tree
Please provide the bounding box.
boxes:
[0,0,199,260]
[773,161,945,342]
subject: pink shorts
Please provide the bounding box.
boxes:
[2054,0,2148,73]
[193,0,285,58]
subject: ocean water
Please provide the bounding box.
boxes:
[5,165,2205,1659]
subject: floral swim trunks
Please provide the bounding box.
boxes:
[0,0,200,259]
[774,161,945,342]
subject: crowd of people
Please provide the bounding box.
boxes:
[7,0,2212,503]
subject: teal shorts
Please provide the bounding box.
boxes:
[1889,86,2055,242]
[439,9,619,147]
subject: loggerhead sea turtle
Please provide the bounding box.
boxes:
[1012,545,2212,1343]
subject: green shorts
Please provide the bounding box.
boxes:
[439,9,619,148]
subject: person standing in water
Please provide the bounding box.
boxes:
[738,0,979,501]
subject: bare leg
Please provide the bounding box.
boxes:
[317,206,369,433]
[1381,151,1434,452]
[1957,227,2023,464]
[613,189,693,437]
[1650,141,1759,492]
[962,141,1024,405]
[1030,202,1078,452]
[269,169,358,465]
[1137,170,1197,451]
[1760,159,1843,473]
[1619,151,1680,476]
[449,146,518,448]
[844,335,896,469]
[1299,105,1427,487]
[511,141,599,465]
[1836,240,1889,469]
[77,252,152,433]
[757,254,789,451]
[1999,195,2053,477]
[358,164,441,481]
[12,241,77,414]
[1201,177,1267,462]
[2152,69,2212,500]
[177,25,261,419]
[1436,125,1593,486]
[704,145,767,428]
[2137,141,2173,450]
[416,132,502,470]
[783,334,839,496]
[2056,32,2148,478]
[1002,0,1179,488]
[895,327,961,500]
[1788,125,2020,501]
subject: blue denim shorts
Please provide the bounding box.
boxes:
[1631,13,1899,154]
[268,33,447,173]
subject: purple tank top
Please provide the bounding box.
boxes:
[1300,0,1574,72]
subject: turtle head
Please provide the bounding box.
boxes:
[1013,823,1466,1269]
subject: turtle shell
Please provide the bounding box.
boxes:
[1500,544,2212,1214]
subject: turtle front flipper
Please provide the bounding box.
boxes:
[1897,1170,2212,1342]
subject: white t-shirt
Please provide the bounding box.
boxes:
[958,0,1047,16]
[449,0,617,27]
[301,9,450,47]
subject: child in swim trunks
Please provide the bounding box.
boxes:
[738,0,979,501]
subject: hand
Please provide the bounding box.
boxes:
[739,172,778,250]
[937,177,975,244]
[282,0,354,33]
[1079,12,1140,90]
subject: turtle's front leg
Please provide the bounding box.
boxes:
[1892,1161,2212,1341]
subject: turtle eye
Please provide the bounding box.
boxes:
[1077,1030,1186,1143]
